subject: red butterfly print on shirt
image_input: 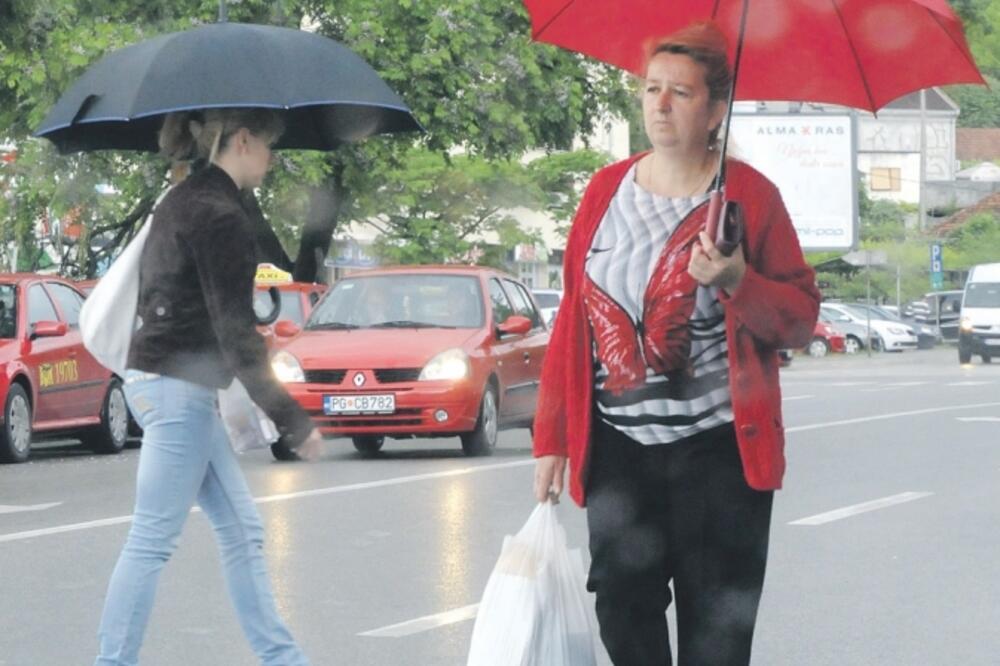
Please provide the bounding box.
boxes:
[583,202,709,396]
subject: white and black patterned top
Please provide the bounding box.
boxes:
[584,164,733,445]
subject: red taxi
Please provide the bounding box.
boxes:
[0,274,129,463]
[268,266,549,457]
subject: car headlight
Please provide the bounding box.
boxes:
[419,348,470,381]
[271,350,305,383]
[888,326,905,335]
[960,317,973,332]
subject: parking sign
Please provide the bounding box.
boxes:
[930,243,943,289]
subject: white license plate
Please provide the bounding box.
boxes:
[324,394,395,415]
[985,338,1000,346]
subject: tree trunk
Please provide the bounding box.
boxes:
[292,168,344,284]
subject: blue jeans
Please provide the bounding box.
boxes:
[94,371,309,666]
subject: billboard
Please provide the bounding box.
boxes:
[728,113,857,251]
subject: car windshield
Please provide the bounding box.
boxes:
[0,285,15,338]
[964,282,1000,308]
[533,292,560,308]
[867,306,900,321]
[307,274,484,330]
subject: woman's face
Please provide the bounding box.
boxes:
[642,51,726,154]
[235,129,274,189]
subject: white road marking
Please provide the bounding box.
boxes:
[782,395,814,401]
[5,402,1000,545]
[0,502,62,515]
[956,417,1000,422]
[359,604,479,638]
[785,401,1000,433]
[946,381,994,387]
[789,492,933,526]
[860,381,932,393]
[0,460,533,544]
[826,381,877,387]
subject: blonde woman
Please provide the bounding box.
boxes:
[94,108,322,666]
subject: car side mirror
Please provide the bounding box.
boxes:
[274,320,301,338]
[497,315,532,337]
[32,320,67,339]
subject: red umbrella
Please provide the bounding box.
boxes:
[524,0,986,246]
[525,0,983,111]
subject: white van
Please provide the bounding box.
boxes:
[958,263,1000,364]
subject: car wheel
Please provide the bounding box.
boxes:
[807,337,830,358]
[0,384,32,464]
[983,354,992,364]
[461,385,498,457]
[871,337,884,352]
[844,335,862,354]
[270,438,301,462]
[352,435,385,457]
[85,379,129,454]
[959,347,972,364]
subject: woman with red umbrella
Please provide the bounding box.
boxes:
[532,22,820,664]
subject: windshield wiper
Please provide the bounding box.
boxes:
[370,320,454,329]
[308,321,360,330]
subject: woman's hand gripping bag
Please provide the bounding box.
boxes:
[467,501,597,666]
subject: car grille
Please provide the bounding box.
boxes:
[304,369,347,384]
[374,368,422,383]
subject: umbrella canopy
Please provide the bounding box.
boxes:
[524,0,984,112]
[35,22,421,153]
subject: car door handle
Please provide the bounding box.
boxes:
[523,352,531,363]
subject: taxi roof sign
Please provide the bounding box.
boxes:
[255,263,293,285]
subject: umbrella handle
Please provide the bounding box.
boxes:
[705,189,723,241]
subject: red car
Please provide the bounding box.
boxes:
[0,274,129,463]
[268,266,549,457]
[806,320,846,357]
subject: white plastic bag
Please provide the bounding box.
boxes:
[218,378,279,453]
[467,501,597,666]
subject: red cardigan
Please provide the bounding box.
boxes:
[532,153,821,506]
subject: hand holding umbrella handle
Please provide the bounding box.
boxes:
[705,190,743,258]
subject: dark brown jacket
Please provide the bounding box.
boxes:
[128,165,313,446]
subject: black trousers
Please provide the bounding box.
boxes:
[586,420,774,666]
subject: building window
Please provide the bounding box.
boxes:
[870,167,901,192]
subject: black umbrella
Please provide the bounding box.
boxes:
[35,22,422,153]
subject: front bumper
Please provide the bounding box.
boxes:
[284,379,482,437]
[959,330,1000,355]
[883,335,918,351]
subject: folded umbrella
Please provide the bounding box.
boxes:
[35,21,421,153]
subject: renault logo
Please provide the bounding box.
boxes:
[353,372,366,387]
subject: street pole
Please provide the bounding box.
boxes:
[866,251,872,358]
[896,264,903,317]
[918,89,927,231]
[218,0,228,22]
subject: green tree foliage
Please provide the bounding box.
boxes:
[947,1,1000,127]
[947,75,1000,128]
[1,0,632,276]
[352,147,610,266]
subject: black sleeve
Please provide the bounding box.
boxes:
[186,210,314,447]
